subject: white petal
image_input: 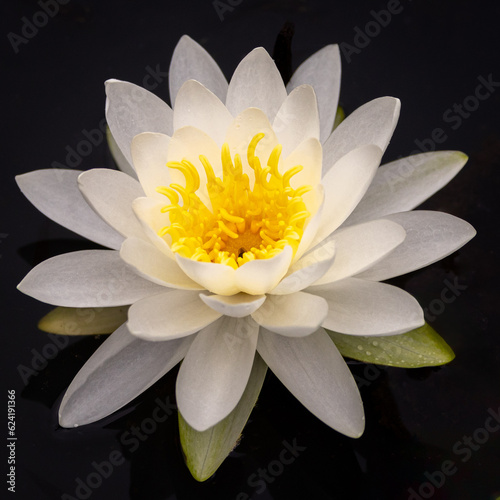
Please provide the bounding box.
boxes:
[176,316,259,431]
[293,185,324,262]
[312,145,383,246]
[273,85,320,157]
[226,48,287,121]
[356,211,476,281]
[235,246,293,295]
[173,80,233,148]
[313,219,406,285]
[312,278,424,336]
[78,169,146,240]
[131,132,172,201]
[18,250,164,307]
[59,323,193,427]
[225,108,278,183]
[120,237,203,289]
[169,35,228,105]
[127,290,221,340]
[200,293,266,318]
[167,126,223,207]
[252,292,328,337]
[16,169,123,250]
[132,197,175,258]
[106,126,137,179]
[322,97,400,175]
[287,44,341,143]
[344,151,469,226]
[257,328,364,437]
[281,137,323,190]
[176,256,238,295]
[272,237,335,295]
[105,79,173,166]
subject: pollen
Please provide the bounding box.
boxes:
[156,133,312,269]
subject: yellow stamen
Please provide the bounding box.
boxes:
[156,133,312,268]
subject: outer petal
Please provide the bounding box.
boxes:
[235,246,293,295]
[257,328,364,437]
[344,151,469,226]
[106,126,137,179]
[17,250,164,307]
[312,278,424,336]
[313,219,406,285]
[78,169,146,240]
[312,145,383,246]
[169,35,228,105]
[16,169,123,250]
[322,97,400,175]
[252,292,328,337]
[127,290,221,340]
[200,293,266,318]
[356,211,476,281]
[226,48,287,122]
[176,316,259,431]
[287,44,341,143]
[179,352,267,482]
[272,237,335,295]
[105,79,173,166]
[176,255,238,296]
[273,84,320,158]
[131,132,172,201]
[59,323,193,427]
[120,237,203,289]
[173,80,233,148]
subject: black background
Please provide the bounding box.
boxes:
[2,1,499,499]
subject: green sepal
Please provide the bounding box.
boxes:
[38,306,129,335]
[333,105,345,130]
[179,353,267,481]
[326,323,455,368]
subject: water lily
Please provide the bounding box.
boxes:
[17,35,475,465]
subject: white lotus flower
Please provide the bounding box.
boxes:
[17,35,475,440]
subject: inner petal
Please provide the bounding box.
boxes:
[156,133,313,269]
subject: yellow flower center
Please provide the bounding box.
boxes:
[156,133,312,269]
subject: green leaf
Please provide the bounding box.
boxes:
[179,353,267,481]
[38,306,129,335]
[326,323,455,368]
[333,105,345,130]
